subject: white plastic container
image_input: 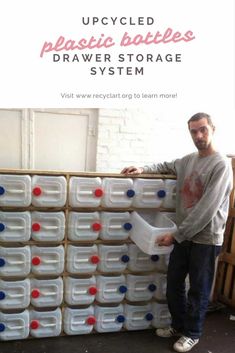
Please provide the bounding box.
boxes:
[162,179,177,209]
[101,178,135,208]
[153,273,167,301]
[132,178,166,208]
[94,304,125,332]
[97,244,129,273]
[127,244,160,272]
[31,211,65,242]
[161,212,177,224]
[0,279,30,309]
[0,246,31,277]
[95,275,127,303]
[69,177,103,207]
[154,253,170,273]
[68,212,101,241]
[0,310,29,341]
[130,211,177,255]
[31,245,64,276]
[100,212,132,240]
[126,274,156,302]
[151,302,171,328]
[66,245,99,274]
[63,306,96,335]
[0,174,31,207]
[64,276,97,305]
[0,211,31,242]
[31,175,67,207]
[124,303,153,330]
[29,308,62,337]
[30,277,63,308]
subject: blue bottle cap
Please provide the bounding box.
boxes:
[0,258,6,267]
[157,189,166,198]
[0,291,6,300]
[0,223,5,232]
[151,254,160,262]
[148,283,157,292]
[145,313,154,321]
[0,186,5,196]
[116,315,125,323]
[119,285,127,293]
[126,189,135,198]
[0,323,5,332]
[121,254,130,263]
[123,222,132,231]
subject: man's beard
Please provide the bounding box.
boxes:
[194,140,209,150]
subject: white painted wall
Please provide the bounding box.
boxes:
[0,108,234,172]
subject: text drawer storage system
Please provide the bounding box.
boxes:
[0,169,176,341]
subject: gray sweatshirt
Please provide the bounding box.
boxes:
[143,152,233,245]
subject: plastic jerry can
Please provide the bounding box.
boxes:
[69,177,103,207]
[0,246,31,277]
[124,303,153,330]
[29,308,62,338]
[100,212,132,240]
[31,245,64,276]
[68,212,101,241]
[101,178,135,208]
[126,274,156,302]
[0,278,30,310]
[97,244,129,273]
[161,211,177,224]
[127,244,160,272]
[130,210,176,255]
[0,174,31,207]
[31,175,67,207]
[66,245,99,274]
[31,211,65,242]
[0,211,31,242]
[30,277,63,308]
[0,310,29,341]
[94,304,125,332]
[95,275,127,303]
[63,306,96,335]
[64,276,97,305]
[132,178,166,208]
[153,273,167,301]
[154,253,170,273]
[162,179,177,209]
[151,302,171,328]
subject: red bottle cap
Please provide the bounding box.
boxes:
[92,222,102,231]
[31,289,40,298]
[33,187,42,196]
[88,286,97,295]
[87,316,96,325]
[32,223,41,232]
[32,256,41,266]
[30,320,39,330]
[94,188,103,197]
[90,255,100,264]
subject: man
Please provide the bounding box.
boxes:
[121,113,233,352]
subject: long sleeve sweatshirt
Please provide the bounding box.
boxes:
[142,152,233,245]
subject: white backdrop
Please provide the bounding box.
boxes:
[0,0,234,155]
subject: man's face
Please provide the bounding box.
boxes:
[188,118,215,151]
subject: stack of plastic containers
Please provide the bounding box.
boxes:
[0,172,176,340]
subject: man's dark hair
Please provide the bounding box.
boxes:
[187,112,215,128]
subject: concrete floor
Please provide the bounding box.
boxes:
[1,307,235,353]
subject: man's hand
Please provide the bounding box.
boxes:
[156,234,175,246]
[121,166,144,175]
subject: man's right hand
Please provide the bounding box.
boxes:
[121,166,144,175]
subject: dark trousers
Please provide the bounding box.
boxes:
[166,241,221,339]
